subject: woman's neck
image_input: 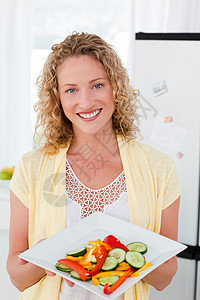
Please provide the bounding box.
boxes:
[68,126,119,158]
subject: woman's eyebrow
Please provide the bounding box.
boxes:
[62,77,106,88]
[89,77,106,83]
[62,83,77,88]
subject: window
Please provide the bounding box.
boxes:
[31,0,131,133]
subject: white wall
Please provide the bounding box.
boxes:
[0,182,20,299]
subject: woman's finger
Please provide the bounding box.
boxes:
[18,257,28,265]
[64,278,75,287]
[45,270,56,276]
[35,238,46,245]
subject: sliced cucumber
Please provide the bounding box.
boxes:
[99,276,120,286]
[85,243,94,250]
[126,250,145,269]
[126,242,147,254]
[101,256,118,271]
[90,258,97,264]
[55,262,72,272]
[70,271,91,281]
[108,248,126,263]
[66,246,87,257]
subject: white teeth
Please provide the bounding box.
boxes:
[79,109,101,119]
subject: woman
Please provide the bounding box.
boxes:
[7,32,181,300]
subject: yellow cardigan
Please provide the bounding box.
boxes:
[10,135,182,300]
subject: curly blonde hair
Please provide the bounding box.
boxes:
[34,32,140,154]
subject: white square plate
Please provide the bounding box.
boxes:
[19,212,187,299]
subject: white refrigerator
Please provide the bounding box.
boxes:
[134,33,200,300]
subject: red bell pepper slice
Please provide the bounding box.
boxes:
[103,268,134,294]
[103,235,129,252]
[88,245,108,277]
[58,258,88,281]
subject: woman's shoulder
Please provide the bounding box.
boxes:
[119,136,173,164]
[129,140,175,170]
[18,146,68,169]
[18,147,55,168]
[20,147,48,162]
[136,141,172,159]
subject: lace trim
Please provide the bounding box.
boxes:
[66,158,127,219]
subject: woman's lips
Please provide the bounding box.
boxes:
[77,108,102,121]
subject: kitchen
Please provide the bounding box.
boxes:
[1,1,200,299]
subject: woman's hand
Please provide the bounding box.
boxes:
[33,238,75,287]
[142,256,177,291]
[45,267,75,287]
[18,255,74,287]
[45,267,74,287]
[18,257,29,265]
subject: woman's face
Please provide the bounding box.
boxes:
[57,55,115,137]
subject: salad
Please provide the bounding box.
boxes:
[55,235,151,295]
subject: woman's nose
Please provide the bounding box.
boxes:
[78,90,94,110]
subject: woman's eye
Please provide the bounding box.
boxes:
[94,83,103,89]
[66,88,76,94]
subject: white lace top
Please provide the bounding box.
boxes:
[59,158,129,300]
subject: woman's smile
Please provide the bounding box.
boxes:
[76,108,102,121]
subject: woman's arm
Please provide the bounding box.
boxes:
[142,196,180,291]
[6,190,46,292]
